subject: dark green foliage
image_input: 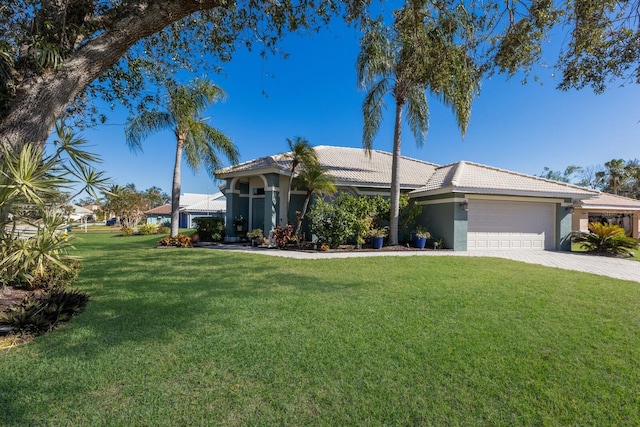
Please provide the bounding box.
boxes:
[192,217,225,241]
[13,258,82,291]
[158,235,193,248]
[307,199,353,248]
[0,289,89,334]
[573,222,638,255]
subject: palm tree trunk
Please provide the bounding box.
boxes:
[170,138,184,237]
[286,175,295,225]
[295,190,313,238]
[389,101,403,246]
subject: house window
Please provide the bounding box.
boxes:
[253,187,265,195]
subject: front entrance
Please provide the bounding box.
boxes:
[251,197,265,232]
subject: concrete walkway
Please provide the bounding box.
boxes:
[209,244,640,283]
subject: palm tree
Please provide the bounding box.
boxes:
[357,2,480,245]
[604,159,626,195]
[125,79,239,237]
[284,137,317,224]
[293,161,336,238]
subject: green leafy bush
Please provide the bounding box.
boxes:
[573,222,638,255]
[139,223,159,235]
[0,289,89,334]
[158,235,193,248]
[158,226,170,235]
[121,226,135,236]
[192,217,225,241]
[307,199,353,248]
[17,258,82,291]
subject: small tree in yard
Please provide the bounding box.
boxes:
[293,161,336,239]
[573,222,638,255]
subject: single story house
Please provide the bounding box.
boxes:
[572,192,640,239]
[215,146,606,251]
[145,192,226,228]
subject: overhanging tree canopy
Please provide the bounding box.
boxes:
[0,0,637,149]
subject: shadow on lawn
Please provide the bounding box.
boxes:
[0,246,372,425]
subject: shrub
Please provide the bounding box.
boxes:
[573,222,638,255]
[121,226,135,236]
[307,199,352,248]
[158,226,170,235]
[246,228,264,239]
[272,225,294,249]
[20,258,82,291]
[139,223,159,235]
[192,217,225,241]
[158,235,193,248]
[0,289,89,334]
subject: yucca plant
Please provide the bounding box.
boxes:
[573,222,638,255]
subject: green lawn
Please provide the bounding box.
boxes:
[2,233,640,426]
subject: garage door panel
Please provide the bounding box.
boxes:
[467,201,554,251]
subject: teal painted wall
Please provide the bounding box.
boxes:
[556,201,573,251]
[264,174,280,233]
[420,202,455,250]
[453,201,468,251]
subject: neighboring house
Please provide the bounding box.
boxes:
[144,192,226,228]
[145,203,172,225]
[215,146,602,251]
[572,192,640,239]
[67,205,93,221]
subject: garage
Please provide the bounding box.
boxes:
[467,199,555,250]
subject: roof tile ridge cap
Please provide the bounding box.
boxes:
[450,161,465,187]
[461,160,600,193]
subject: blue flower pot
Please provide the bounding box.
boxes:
[372,236,384,249]
[414,236,427,249]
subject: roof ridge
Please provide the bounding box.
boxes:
[450,161,465,187]
[455,160,599,193]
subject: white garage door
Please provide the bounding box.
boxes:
[467,200,555,250]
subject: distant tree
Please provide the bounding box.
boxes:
[603,159,627,195]
[539,165,583,183]
[284,137,317,224]
[125,79,239,237]
[575,164,606,190]
[144,186,171,209]
[102,184,148,229]
[357,2,480,245]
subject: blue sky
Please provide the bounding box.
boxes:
[74,19,639,199]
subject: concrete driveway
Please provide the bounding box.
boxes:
[211,245,640,283]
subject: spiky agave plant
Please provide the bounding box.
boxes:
[573,222,638,255]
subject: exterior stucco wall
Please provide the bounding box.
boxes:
[419,201,457,251]
[556,201,573,251]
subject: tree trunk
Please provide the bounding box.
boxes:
[389,100,403,246]
[170,137,184,238]
[295,190,313,238]
[0,0,226,148]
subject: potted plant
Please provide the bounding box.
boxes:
[232,215,245,232]
[369,227,388,249]
[413,226,431,249]
[246,228,264,246]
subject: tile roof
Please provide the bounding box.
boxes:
[179,193,212,207]
[411,161,599,198]
[574,192,640,210]
[216,145,438,189]
[183,193,226,212]
[145,204,171,215]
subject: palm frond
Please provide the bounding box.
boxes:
[182,120,239,177]
[362,78,391,151]
[124,111,174,151]
[405,86,429,148]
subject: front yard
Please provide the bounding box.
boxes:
[1,232,639,425]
